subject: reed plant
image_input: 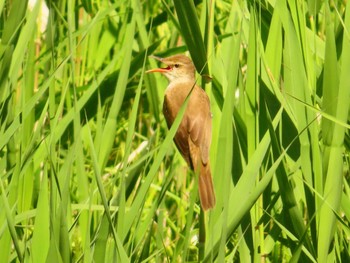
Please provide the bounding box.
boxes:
[0,0,349,262]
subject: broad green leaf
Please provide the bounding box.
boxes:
[173,0,209,75]
[318,2,350,262]
[31,171,50,263]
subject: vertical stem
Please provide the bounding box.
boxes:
[198,207,206,261]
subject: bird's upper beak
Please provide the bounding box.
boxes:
[146,55,172,73]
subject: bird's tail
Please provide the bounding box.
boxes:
[198,162,216,211]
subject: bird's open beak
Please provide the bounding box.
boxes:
[146,55,172,73]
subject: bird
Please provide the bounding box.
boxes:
[146,54,215,210]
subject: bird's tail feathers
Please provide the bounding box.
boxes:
[198,162,215,211]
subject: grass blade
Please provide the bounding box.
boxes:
[173,0,209,75]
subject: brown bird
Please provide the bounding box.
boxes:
[146,54,215,210]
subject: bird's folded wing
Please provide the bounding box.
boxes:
[187,100,212,165]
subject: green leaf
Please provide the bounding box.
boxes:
[173,0,209,75]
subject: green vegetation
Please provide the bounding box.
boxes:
[0,0,349,262]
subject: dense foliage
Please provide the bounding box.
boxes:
[0,0,349,262]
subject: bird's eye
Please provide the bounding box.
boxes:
[174,64,180,68]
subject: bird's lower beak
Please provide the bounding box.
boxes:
[146,55,171,74]
[146,67,171,73]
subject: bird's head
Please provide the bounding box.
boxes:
[146,54,196,82]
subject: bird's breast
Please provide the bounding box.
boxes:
[163,82,191,126]
[163,93,184,129]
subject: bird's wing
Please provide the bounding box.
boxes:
[187,87,215,210]
[187,87,212,165]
